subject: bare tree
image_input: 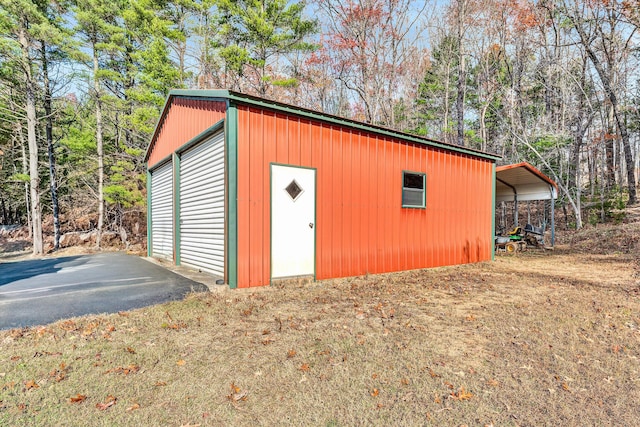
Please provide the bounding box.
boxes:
[563,0,637,205]
[315,0,429,126]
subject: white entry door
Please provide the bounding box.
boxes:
[271,164,316,279]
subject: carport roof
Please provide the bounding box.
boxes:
[496,162,558,202]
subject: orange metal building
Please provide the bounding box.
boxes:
[145,90,500,288]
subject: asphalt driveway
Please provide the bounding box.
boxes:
[0,252,208,330]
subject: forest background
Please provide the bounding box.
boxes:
[1,0,639,255]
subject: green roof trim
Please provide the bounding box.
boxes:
[145,89,501,163]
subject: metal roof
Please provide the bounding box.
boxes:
[496,162,558,202]
[145,89,502,163]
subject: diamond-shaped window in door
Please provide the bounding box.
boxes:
[285,179,303,201]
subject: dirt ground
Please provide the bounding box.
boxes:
[1,211,639,426]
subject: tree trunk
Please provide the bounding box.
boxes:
[124,43,135,148]
[41,40,61,250]
[605,104,616,190]
[15,124,31,234]
[18,22,43,255]
[443,61,451,143]
[480,102,489,152]
[567,58,591,229]
[93,47,104,249]
[455,0,466,147]
[0,196,7,225]
[571,15,637,205]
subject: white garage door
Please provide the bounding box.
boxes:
[151,161,173,259]
[179,131,225,276]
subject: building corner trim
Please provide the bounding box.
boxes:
[227,103,239,289]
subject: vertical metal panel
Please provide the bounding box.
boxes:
[263,111,277,284]
[179,130,226,276]
[248,108,264,287]
[150,161,173,259]
[236,105,251,288]
[147,99,226,168]
[236,105,494,287]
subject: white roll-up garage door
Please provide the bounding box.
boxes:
[179,130,225,276]
[151,161,173,259]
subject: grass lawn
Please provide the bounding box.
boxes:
[1,229,640,425]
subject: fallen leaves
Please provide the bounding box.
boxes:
[450,386,473,401]
[126,402,140,411]
[176,359,186,366]
[24,380,39,390]
[162,311,188,329]
[82,321,101,337]
[60,320,78,331]
[96,395,117,411]
[49,362,69,382]
[162,322,188,330]
[299,363,310,372]
[69,394,87,403]
[227,382,248,404]
[370,388,379,397]
[287,349,297,359]
[104,364,140,375]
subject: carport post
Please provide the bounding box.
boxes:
[496,177,518,228]
[550,185,555,246]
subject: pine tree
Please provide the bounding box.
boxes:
[216,0,317,96]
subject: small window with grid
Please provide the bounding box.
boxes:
[402,171,426,208]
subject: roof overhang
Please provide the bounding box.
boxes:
[496,162,558,202]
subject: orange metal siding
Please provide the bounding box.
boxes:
[236,105,494,288]
[147,98,226,168]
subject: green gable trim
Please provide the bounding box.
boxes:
[161,89,501,162]
[226,102,238,289]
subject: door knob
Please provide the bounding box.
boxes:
[309,223,314,229]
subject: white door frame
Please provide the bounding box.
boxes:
[270,163,317,280]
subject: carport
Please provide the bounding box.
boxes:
[495,162,558,246]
